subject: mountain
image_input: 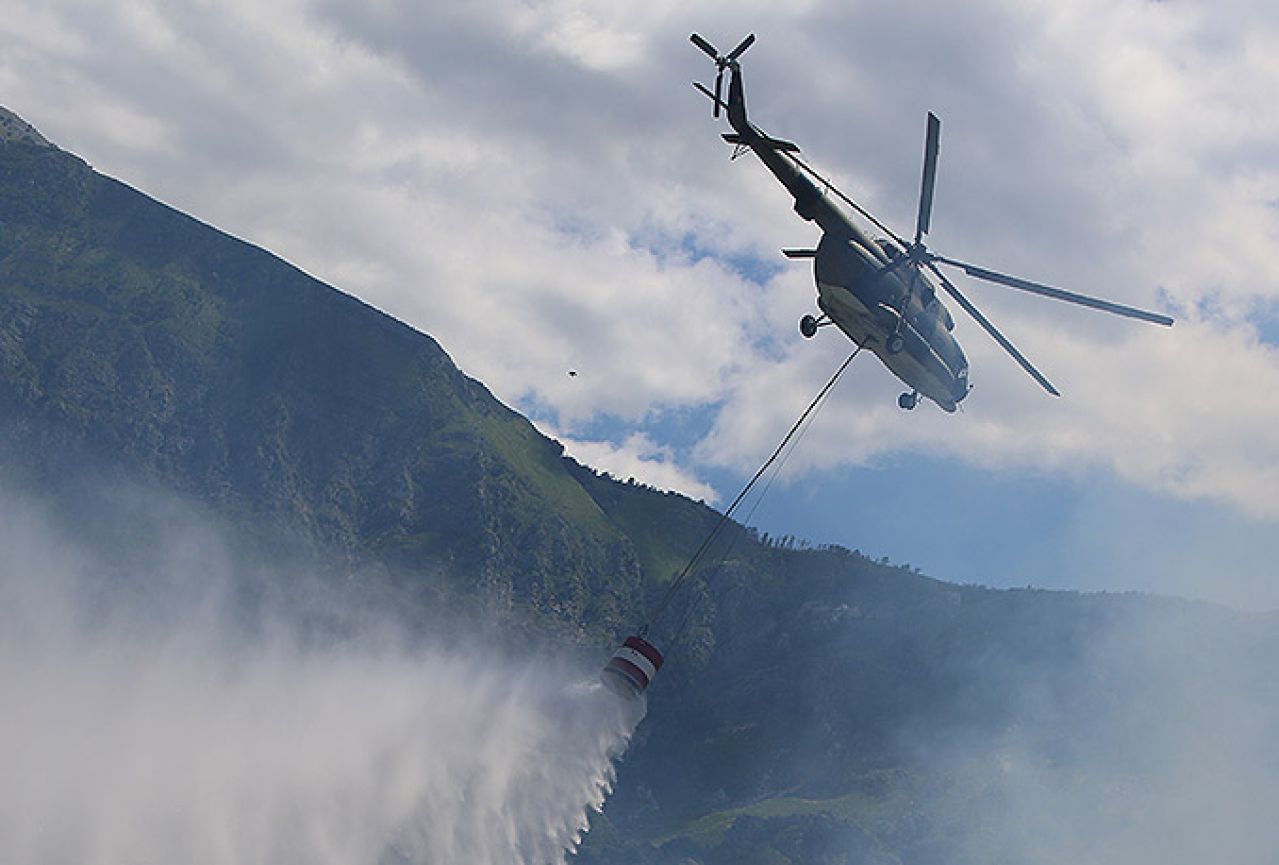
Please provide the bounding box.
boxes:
[0,117,661,637]
[3,109,1276,864]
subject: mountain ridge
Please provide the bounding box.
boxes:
[0,110,654,638]
[0,105,51,148]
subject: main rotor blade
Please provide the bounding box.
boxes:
[727,33,756,61]
[690,33,719,60]
[925,261,1061,396]
[932,255,1174,326]
[713,67,725,117]
[915,112,941,244]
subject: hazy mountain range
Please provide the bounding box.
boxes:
[3,108,1276,865]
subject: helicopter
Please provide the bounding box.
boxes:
[690,33,1173,411]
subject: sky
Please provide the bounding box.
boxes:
[3,0,1279,609]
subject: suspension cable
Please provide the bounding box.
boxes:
[664,354,845,648]
[640,344,864,636]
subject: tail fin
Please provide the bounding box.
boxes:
[690,33,756,122]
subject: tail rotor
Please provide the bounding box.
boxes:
[690,33,755,117]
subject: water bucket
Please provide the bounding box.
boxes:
[601,635,664,699]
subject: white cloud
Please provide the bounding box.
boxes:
[543,425,719,503]
[2,0,1279,530]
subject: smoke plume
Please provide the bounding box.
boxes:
[0,486,643,864]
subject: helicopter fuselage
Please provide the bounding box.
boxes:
[813,233,968,411]
[722,67,969,411]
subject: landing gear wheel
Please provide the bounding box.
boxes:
[898,391,919,411]
[799,314,818,339]
[886,332,905,354]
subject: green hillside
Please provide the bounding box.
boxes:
[0,126,648,636]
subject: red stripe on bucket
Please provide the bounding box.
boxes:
[606,656,651,690]
[622,635,664,671]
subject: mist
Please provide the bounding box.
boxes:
[900,593,1279,865]
[0,486,643,865]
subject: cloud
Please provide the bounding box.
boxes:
[542,425,720,503]
[2,0,1279,531]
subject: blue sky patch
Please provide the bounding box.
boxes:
[1250,298,1279,348]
